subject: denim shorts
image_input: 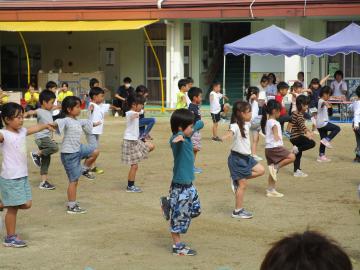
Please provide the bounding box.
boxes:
[61,144,95,182]
[0,176,32,206]
[228,151,258,181]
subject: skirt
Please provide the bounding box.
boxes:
[122,139,149,165]
[265,146,291,165]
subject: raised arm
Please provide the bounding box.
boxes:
[26,123,54,136]
[320,74,330,86]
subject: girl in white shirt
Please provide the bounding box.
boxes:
[330,70,347,97]
[222,101,265,219]
[122,95,155,193]
[352,86,360,162]
[261,100,295,198]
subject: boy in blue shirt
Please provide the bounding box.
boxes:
[160,108,204,256]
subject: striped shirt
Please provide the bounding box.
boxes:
[290,111,308,139]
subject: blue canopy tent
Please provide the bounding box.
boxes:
[223,25,315,98]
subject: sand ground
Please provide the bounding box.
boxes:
[0,116,359,270]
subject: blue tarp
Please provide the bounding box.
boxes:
[305,23,360,56]
[224,25,315,57]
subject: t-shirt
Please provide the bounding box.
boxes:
[35,108,53,139]
[55,117,92,153]
[52,89,60,116]
[330,80,347,96]
[57,90,74,103]
[291,93,300,113]
[316,98,329,128]
[188,103,201,123]
[88,102,110,135]
[265,119,283,148]
[210,91,223,114]
[176,92,187,109]
[266,84,277,97]
[250,100,261,123]
[353,100,360,128]
[124,110,139,140]
[275,94,286,116]
[0,93,8,105]
[0,128,28,179]
[230,123,251,155]
[116,85,135,99]
[258,85,268,101]
[24,91,39,106]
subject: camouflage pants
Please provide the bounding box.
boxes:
[169,184,201,234]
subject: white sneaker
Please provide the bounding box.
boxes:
[114,112,119,118]
[268,164,278,181]
[293,169,308,177]
[252,155,263,161]
[266,189,284,198]
[317,155,331,163]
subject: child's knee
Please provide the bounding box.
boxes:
[147,143,155,151]
[289,153,296,162]
[131,164,138,170]
[23,201,32,209]
[93,149,100,156]
[257,165,265,176]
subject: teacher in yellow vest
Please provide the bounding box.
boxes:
[58,82,74,104]
[24,83,40,111]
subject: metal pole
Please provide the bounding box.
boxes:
[243,54,246,100]
[223,54,226,96]
[303,56,308,88]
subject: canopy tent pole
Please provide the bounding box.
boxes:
[243,54,246,100]
[303,56,308,88]
[223,54,226,96]
[18,32,30,85]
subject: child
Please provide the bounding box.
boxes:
[261,100,295,198]
[275,82,291,135]
[258,74,269,103]
[316,86,341,162]
[54,96,100,214]
[135,85,156,141]
[160,109,204,256]
[260,231,352,270]
[222,101,265,219]
[122,95,155,193]
[57,82,74,105]
[86,87,111,174]
[0,102,53,247]
[188,87,203,173]
[176,78,190,109]
[209,81,229,141]
[29,90,59,190]
[44,81,61,120]
[266,73,277,98]
[246,86,263,161]
[297,71,304,88]
[330,70,348,97]
[353,86,360,162]
[289,95,316,177]
[114,77,135,117]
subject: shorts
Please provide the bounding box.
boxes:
[86,134,100,148]
[265,147,291,165]
[211,113,221,123]
[191,131,201,151]
[60,144,96,182]
[0,176,32,206]
[169,183,201,234]
[250,119,261,132]
[228,151,258,181]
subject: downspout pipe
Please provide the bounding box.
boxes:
[157,0,165,9]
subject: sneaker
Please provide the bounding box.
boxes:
[293,169,308,177]
[194,167,203,174]
[30,152,41,168]
[211,136,222,142]
[252,155,263,161]
[283,131,291,139]
[160,196,170,221]
[320,138,333,148]
[39,181,56,190]
[266,189,284,198]
[231,179,238,194]
[232,208,253,219]
[126,185,142,193]
[292,146,299,154]
[67,204,87,214]
[172,243,197,256]
[317,155,331,163]
[353,156,360,163]
[82,169,95,180]
[3,235,27,248]
[268,164,278,181]
[90,167,104,174]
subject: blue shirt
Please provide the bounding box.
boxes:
[170,120,204,185]
[188,103,201,123]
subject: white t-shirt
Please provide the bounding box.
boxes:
[230,122,251,155]
[185,93,191,107]
[330,80,347,96]
[265,119,283,148]
[353,100,360,128]
[250,100,262,125]
[53,89,60,116]
[88,102,110,135]
[258,85,268,101]
[291,93,300,113]
[0,128,28,179]
[124,110,139,140]
[316,98,329,128]
[210,91,223,114]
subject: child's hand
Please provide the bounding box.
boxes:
[172,135,185,143]
[305,131,313,139]
[46,124,56,132]
[93,121,102,127]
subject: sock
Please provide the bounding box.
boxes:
[68,201,76,208]
[235,208,243,212]
[267,188,275,192]
[128,181,134,187]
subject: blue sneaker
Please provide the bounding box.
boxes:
[194,167,203,174]
[232,208,253,219]
[283,131,291,139]
[126,185,142,193]
[3,235,27,248]
[172,242,197,256]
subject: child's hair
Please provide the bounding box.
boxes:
[135,85,149,95]
[28,82,36,89]
[260,99,281,134]
[89,78,99,88]
[211,80,221,89]
[296,95,310,111]
[178,79,189,90]
[309,78,320,89]
[356,85,360,97]
[334,70,344,79]
[1,102,24,124]
[123,77,132,83]
[246,86,259,102]
[61,82,69,88]
[60,96,82,116]
[170,108,194,134]
[186,77,194,84]
[260,230,352,270]
[260,74,269,84]
[45,81,57,90]
[231,100,251,138]
[297,71,304,78]
[277,81,289,91]
[188,87,202,101]
[39,90,56,104]
[89,87,105,99]
[128,94,145,107]
[319,85,332,97]
[268,73,276,84]
[292,81,303,90]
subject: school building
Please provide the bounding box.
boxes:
[0,1,360,107]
